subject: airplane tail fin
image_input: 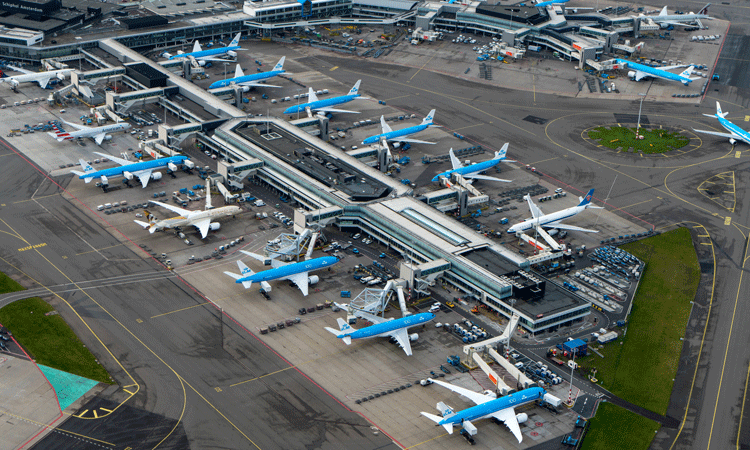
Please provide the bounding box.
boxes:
[308,87,319,103]
[348,80,361,96]
[494,142,509,160]
[679,65,695,78]
[578,189,595,207]
[234,64,244,78]
[326,318,353,343]
[658,5,668,15]
[272,56,285,72]
[716,101,728,118]
[699,3,710,15]
[420,412,454,434]
[421,109,436,125]
[229,32,241,47]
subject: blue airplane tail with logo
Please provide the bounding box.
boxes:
[272,56,285,72]
[325,318,353,344]
[421,109,436,126]
[578,189,595,207]
[348,80,361,96]
[70,159,96,182]
[494,143,509,160]
[229,32,241,47]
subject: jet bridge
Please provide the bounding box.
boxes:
[265,229,314,260]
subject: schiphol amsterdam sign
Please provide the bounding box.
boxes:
[1,2,44,13]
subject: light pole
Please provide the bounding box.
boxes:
[635,92,646,139]
[296,88,301,120]
[223,62,229,80]
[568,348,577,405]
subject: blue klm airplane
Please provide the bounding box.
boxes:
[615,59,700,85]
[362,109,438,145]
[432,143,513,183]
[283,80,366,115]
[325,308,435,356]
[208,57,287,90]
[422,380,547,443]
[71,153,191,188]
[164,33,242,64]
[535,0,569,8]
[224,251,339,296]
[693,101,750,146]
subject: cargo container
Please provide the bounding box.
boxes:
[597,331,618,344]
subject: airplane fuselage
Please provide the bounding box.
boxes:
[717,117,750,144]
[62,123,131,141]
[209,69,285,89]
[156,205,240,229]
[3,68,73,86]
[362,123,431,145]
[347,312,435,340]
[508,205,586,234]
[169,45,241,61]
[283,94,360,114]
[617,59,693,85]
[81,155,188,181]
[237,256,339,284]
[432,159,502,182]
[438,387,546,427]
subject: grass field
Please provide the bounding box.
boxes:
[0,271,25,294]
[588,126,690,153]
[580,402,661,450]
[577,228,699,415]
[0,297,112,384]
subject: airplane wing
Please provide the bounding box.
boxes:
[37,76,53,89]
[65,120,93,131]
[449,148,463,170]
[191,218,211,239]
[151,200,190,217]
[391,137,436,145]
[315,107,360,114]
[198,57,238,63]
[633,70,651,81]
[133,170,154,188]
[429,378,495,405]
[693,128,743,141]
[546,222,600,233]
[380,115,393,133]
[95,152,130,166]
[236,82,283,88]
[352,309,387,325]
[489,407,523,443]
[6,65,34,75]
[526,195,543,219]
[239,250,286,269]
[465,174,512,183]
[94,133,106,145]
[285,271,310,296]
[389,327,413,356]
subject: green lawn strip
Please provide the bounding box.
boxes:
[577,228,699,415]
[588,126,689,153]
[580,402,661,450]
[0,271,25,295]
[0,297,112,384]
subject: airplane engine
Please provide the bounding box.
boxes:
[162,52,173,58]
[240,86,250,93]
[198,60,206,67]
[627,71,637,80]
[104,135,112,141]
[151,172,163,181]
[392,142,401,149]
[209,222,220,231]
[409,333,419,342]
[516,413,528,424]
[730,138,737,145]
[167,162,178,172]
[123,171,134,180]
[100,175,109,186]
[184,160,195,169]
[227,50,238,58]
[308,275,320,285]
[482,390,498,399]
[57,72,66,80]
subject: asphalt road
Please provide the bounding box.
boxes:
[307,36,750,449]
[0,138,397,449]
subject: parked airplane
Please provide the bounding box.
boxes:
[163,33,242,65]
[362,109,438,145]
[325,309,434,356]
[224,251,339,296]
[641,4,711,28]
[615,59,699,86]
[135,193,240,239]
[507,189,602,234]
[0,65,73,89]
[432,143,513,183]
[535,0,569,8]
[283,80,367,115]
[72,153,192,188]
[209,57,286,90]
[48,120,131,145]
[421,380,547,443]
[693,101,750,146]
